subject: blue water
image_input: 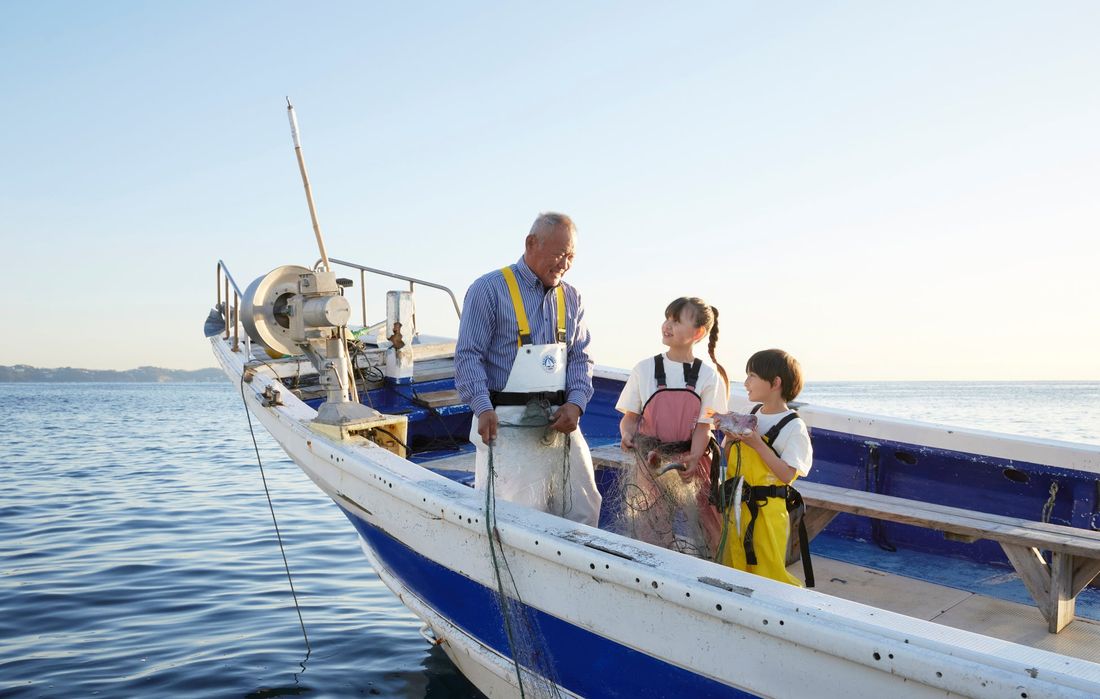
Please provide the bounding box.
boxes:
[0,383,481,698]
[797,380,1100,445]
[1,381,1097,697]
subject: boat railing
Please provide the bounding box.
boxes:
[326,257,463,328]
[215,260,249,355]
[215,258,460,356]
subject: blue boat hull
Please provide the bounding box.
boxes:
[343,506,756,698]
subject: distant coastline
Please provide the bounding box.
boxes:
[0,365,224,383]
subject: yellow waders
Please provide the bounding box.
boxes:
[719,441,802,587]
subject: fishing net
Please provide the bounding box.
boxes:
[601,436,722,560]
[482,409,569,699]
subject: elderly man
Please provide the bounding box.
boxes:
[454,212,602,526]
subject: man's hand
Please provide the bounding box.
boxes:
[548,402,582,434]
[477,410,499,445]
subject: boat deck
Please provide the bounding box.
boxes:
[421,448,1100,665]
[803,557,1100,664]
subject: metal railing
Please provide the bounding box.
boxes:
[216,260,248,354]
[327,257,463,328]
[216,258,460,356]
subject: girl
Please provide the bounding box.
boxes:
[613,297,728,558]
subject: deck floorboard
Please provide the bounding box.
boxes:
[799,556,1100,664]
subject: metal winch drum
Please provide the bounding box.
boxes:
[241,264,351,356]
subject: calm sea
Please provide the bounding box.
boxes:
[1,381,1098,698]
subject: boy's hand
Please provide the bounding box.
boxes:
[620,433,634,450]
[739,427,765,451]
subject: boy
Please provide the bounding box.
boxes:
[719,349,812,586]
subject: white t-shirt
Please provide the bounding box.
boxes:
[615,354,726,423]
[754,408,813,477]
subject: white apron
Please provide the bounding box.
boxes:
[470,270,601,526]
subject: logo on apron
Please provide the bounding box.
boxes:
[541,354,557,372]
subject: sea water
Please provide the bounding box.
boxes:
[0,384,480,698]
[798,381,1100,446]
[1,381,1097,698]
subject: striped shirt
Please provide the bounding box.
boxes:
[455,256,594,416]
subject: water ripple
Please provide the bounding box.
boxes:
[0,383,482,698]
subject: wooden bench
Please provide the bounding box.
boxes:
[794,481,1100,633]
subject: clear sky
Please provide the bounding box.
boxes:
[2,1,1097,380]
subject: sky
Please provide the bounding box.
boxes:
[2,1,1098,380]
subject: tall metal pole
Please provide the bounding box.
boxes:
[286,98,331,271]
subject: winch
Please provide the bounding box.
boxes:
[240,263,408,455]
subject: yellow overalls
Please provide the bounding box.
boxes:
[719,437,802,587]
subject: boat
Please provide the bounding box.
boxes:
[207,105,1100,697]
[207,254,1100,698]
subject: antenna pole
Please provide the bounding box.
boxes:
[286,98,330,271]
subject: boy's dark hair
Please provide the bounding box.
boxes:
[746,349,803,402]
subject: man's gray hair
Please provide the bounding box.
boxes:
[529,212,576,240]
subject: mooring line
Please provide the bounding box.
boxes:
[240,372,311,654]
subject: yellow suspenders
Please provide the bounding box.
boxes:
[500,266,566,347]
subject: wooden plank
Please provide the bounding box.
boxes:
[1072,558,1100,598]
[801,506,840,541]
[943,531,980,543]
[415,389,462,408]
[796,482,1100,557]
[785,507,840,566]
[1049,552,1076,633]
[1001,543,1054,627]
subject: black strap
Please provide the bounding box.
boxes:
[653,354,666,387]
[786,487,815,588]
[654,355,703,390]
[713,450,815,588]
[764,412,800,446]
[747,405,802,458]
[489,390,566,407]
[742,485,774,566]
[718,481,785,566]
[683,358,702,389]
[707,437,723,507]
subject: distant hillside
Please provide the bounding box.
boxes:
[0,365,225,383]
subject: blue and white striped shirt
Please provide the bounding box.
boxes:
[455,256,594,416]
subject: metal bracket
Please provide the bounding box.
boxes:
[261,385,283,407]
